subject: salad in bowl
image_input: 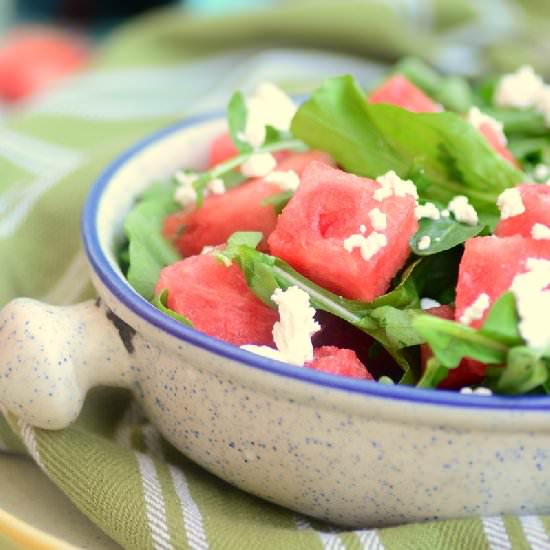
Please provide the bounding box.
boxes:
[3,58,550,527]
[122,59,550,397]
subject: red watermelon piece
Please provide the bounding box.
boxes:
[306,346,373,379]
[478,124,518,167]
[155,254,277,346]
[455,235,550,329]
[495,184,550,238]
[0,28,89,102]
[420,305,487,389]
[208,132,240,168]
[268,162,418,301]
[165,150,333,257]
[368,74,439,113]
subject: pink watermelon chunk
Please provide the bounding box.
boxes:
[165,150,334,257]
[478,124,518,167]
[208,132,240,168]
[420,305,488,389]
[368,74,439,113]
[494,184,550,238]
[306,346,373,379]
[155,254,278,346]
[268,161,418,301]
[455,235,550,329]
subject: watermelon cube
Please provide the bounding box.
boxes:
[268,162,418,301]
[155,254,278,346]
[455,235,550,329]
[368,74,439,113]
[478,123,518,167]
[306,346,373,379]
[165,150,333,257]
[420,305,487,389]
[208,132,240,168]
[494,184,550,238]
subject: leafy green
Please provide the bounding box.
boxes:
[480,292,522,346]
[124,182,181,300]
[152,289,193,326]
[291,75,523,214]
[227,91,251,152]
[261,190,293,214]
[410,215,484,256]
[433,76,473,113]
[216,231,263,265]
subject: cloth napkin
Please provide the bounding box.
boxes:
[1,1,550,548]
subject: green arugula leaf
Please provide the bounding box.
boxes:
[221,170,247,190]
[152,289,193,326]
[124,182,181,300]
[227,91,252,152]
[291,75,523,214]
[410,215,484,256]
[216,231,263,265]
[485,347,549,395]
[417,357,449,389]
[480,292,523,347]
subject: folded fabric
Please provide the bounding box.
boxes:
[1,2,550,549]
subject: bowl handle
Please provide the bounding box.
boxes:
[0,298,134,429]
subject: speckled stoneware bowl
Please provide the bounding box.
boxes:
[2,112,550,528]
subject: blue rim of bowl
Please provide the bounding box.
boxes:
[82,110,550,412]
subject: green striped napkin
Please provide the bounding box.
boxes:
[2,2,550,548]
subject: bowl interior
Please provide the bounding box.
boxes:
[82,112,550,413]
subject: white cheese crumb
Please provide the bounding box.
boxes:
[368,208,387,231]
[467,106,507,145]
[200,245,215,255]
[417,235,431,250]
[459,293,491,325]
[343,231,388,261]
[240,82,297,147]
[241,152,277,178]
[496,187,525,220]
[495,65,545,109]
[534,164,550,181]
[441,209,450,218]
[420,297,441,310]
[415,202,441,221]
[174,171,198,207]
[206,178,225,195]
[271,287,320,365]
[448,195,479,226]
[460,386,493,396]
[511,258,550,349]
[240,286,320,366]
[264,169,300,191]
[359,224,367,234]
[375,170,418,201]
[531,223,550,240]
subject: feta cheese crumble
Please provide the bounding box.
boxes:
[531,223,550,240]
[534,164,550,181]
[368,208,387,231]
[496,187,525,220]
[359,224,367,234]
[420,297,441,310]
[240,286,320,366]
[264,169,300,191]
[495,65,545,109]
[467,106,507,145]
[343,231,388,261]
[241,152,277,178]
[415,202,440,221]
[448,195,479,226]
[417,235,431,251]
[174,171,198,207]
[495,66,550,126]
[459,293,490,325]
[441,209,450,218]
[200,245,215,255]
[460,386,493,396]
[375,170,418,201]
[239,82,297,148]
[510,258,550,349]
[206,178,225,195]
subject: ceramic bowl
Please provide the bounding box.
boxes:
[1,112,550,528]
